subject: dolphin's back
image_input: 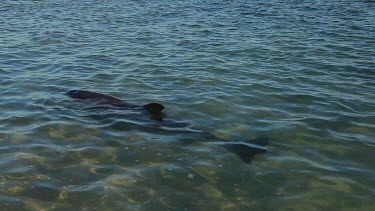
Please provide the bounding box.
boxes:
[66,90,123,104]
[66,90,165,121]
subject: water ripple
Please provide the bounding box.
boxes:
[0,0,375,210]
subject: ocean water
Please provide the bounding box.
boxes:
[1,0,374,210]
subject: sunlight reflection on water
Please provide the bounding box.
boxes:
[0,0,374,210]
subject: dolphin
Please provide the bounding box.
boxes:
[65,90,268,164]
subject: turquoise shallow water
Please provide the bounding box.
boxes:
[1,0,375,210]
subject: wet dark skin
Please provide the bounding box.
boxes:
[66,90,268,164]
[66,90,165,121]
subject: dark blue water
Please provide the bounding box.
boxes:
[1,0,374,210]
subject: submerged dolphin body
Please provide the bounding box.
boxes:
[65,90,268,164]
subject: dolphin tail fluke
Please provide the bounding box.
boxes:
[144,103,165,121]
[220,137,269,164]
[223,143,267,164]
[245,137,269,147]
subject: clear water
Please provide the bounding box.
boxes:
[1,0,374,210]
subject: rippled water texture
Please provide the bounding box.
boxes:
[1,0,375,210]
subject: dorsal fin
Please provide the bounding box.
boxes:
[143,103,165,121]
[144,103,164,113]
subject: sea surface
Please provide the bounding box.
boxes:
[1,0,374,210]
